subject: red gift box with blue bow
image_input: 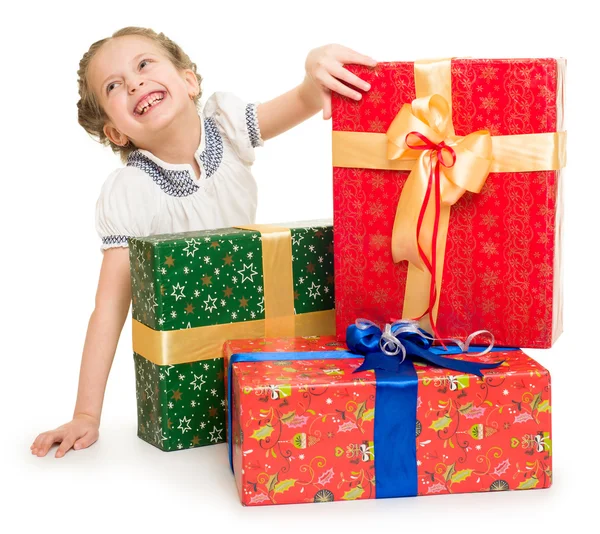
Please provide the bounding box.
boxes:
[224,321,552,506]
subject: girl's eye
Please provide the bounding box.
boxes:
[106,59,152,94]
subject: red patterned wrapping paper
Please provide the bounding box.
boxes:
[332,59,565,348]
[225,336,552,506]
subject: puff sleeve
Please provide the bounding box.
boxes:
[203,91,264,164]
[95,167,158,253]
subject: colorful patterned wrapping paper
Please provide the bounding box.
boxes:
[225,336,552,506]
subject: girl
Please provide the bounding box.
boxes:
[30,27,376,458]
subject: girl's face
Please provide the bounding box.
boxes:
[88,35,198,148]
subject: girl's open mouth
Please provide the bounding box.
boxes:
[134,91,166,116]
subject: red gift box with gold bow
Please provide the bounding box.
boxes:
[332,58,566,348]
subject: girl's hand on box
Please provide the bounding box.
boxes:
[30,413,100,458]
[304,44,377,119]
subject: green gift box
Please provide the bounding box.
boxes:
[129,220,335,451]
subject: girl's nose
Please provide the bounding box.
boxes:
[128,80,145,94]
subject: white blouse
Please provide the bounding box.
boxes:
[95,92,264,252]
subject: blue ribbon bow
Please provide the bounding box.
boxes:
[347,318,504,377]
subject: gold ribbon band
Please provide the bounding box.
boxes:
[132,309,336,366]
[235,225,296,338]
[332,130,566,173]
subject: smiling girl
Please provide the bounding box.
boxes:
[30,26,376,458]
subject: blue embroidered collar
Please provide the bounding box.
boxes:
[126,114,223,197]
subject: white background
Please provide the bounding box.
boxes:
[2,0,597,531]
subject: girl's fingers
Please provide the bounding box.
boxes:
[55,433,76,458]
[321,73,362,101]
[330,64,371,92]
[322,89,332,120]
[73,430,98,451]
[35,430,64,457]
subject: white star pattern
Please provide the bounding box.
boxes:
[158,317,165,327]
[191,373,206,391]
[257,298,265,314]
[183,239,199,257]
[178,374,185,380]
[237,263,258,283]
[154,429,168,442]
[247,252,253,259]
[136,248,146,268]
[200,422,206,429]
[307,282,321,299]
[292,234,304,246]
[233,245,239,252]
[309,245,315,252]
[203,363,209,370]
[204,256,210,264]
[232,312,238,319]
[209,426,223,443]
[194,290,200,297]
[210,388,217,396]
[183,266,189,274]
[160,267,167,275]
[204,294,218,313]
[214,268,220,275]
[257,286,263,293]
[145,293,159,314]
[171,283,186,301]
[178,416,192,434]
[171,310,177,318]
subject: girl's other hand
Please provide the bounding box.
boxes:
[305,44,377,120]
[30,414,100,458]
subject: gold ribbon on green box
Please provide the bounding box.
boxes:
[132,224,335,366]
[332,58,566,334]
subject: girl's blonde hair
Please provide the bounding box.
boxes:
[77,27,203,164]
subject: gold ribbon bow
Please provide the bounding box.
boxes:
[332,58,566,334]
[388,93,493,266]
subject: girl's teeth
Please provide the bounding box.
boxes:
[138,95,163,114]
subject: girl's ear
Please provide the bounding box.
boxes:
[183,69,200,96]
[103,123,129,147]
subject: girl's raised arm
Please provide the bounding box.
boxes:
[256,44,377,141]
